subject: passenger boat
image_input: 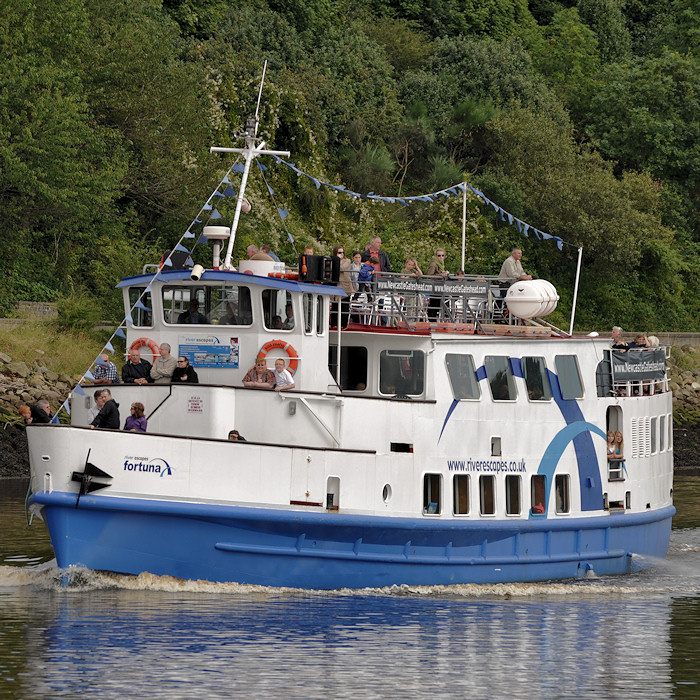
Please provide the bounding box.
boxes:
[26,106,675,590]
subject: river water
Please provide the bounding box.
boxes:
[1,477,699,699]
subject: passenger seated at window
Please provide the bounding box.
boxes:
[607,430,616,459]
[273,358,295,392]
[178,299,208,324]
[282,303,295,330]
[219,303,239,325]
[609,431,624,463]
[124,402,148,433]
[271,315,283,329]
[228,429,246,441]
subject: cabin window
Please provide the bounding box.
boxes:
[668,414,673,450]
[212,285,252,325]
[262,290,293,331]
[316,295,326,335]
[651,417,657,454]
[328,346,368,391]
[445,354,480,400]
[303,293,313,334]
[423,474,441,514]
[555,475,570,514]
[522,357,552,401]
[531,475,546,514]
[491,437,501,457]
[479,475,495,515]
[505,475,521,515]
[555,355,584,399]
[484,356,517,401]
[162,285,252,326]
[379,350,425,396]
[453,475,470,515]
[128,288,152,327]
[660,414,666,451]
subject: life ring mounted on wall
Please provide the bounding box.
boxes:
[258,340,299,375]
[129,337,160,360]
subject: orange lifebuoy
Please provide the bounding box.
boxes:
[258,339,299,374]
[129,337,160,359]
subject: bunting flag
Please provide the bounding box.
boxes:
[114,327,126,339]
[104,340,114,353]
[163,257,173,267]
[84,369,95,381]
[213,190,225,198]
[232,163,245,173]
[223,185,237,197]
[198,233,208,244]
[95,356,108,367]
[125,312,134,325]
[73,385,86,396]
[63,401,71,416]
[266,183,275,195]
[277,208,289,219]
[184,230,195,238]
[203,203,213,211]
[257,162,268,172]
[134,300,151,312]
[51,413,61,424]
[174,243,190,254]
[210,209,222,220]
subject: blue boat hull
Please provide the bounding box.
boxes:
[30,491,675,589]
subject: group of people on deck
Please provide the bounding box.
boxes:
[93,344,200,386]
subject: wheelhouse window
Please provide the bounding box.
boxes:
[163,285,252,326]
[303,293,313,334]
[555,475,570,514]
[445,354,480,400]
[522,357,552,401]
[328,346,368,391]
[484,356,517,401]
[505,475,521,515]
[263,289,293,331]
[380,350,425,397]
[128,288,152,327]
[555,355,584,399]
[479,475,495,515]
[453,475,470,515]
[423,474,441,514]
[660,414,666,451]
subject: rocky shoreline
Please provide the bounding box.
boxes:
[1,346,699,478]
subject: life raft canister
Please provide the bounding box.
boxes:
[258,340,299,374]
[129,337,160,359]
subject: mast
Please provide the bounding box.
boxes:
[210,61,291,270]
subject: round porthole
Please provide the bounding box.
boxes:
[382,484,392,503]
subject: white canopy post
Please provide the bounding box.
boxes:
[461,181,467,272]
[569,246,583,336]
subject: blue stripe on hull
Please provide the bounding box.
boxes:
[30,491,675,589]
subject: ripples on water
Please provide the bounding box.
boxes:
[1,478,700,699]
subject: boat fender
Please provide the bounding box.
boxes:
[129,337,160,359]
[258,340,299,374]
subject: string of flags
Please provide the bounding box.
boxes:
[51,159,247,424]
[267,155,571,251]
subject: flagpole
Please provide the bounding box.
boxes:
[569,246,583,336]
[461,181,467,271]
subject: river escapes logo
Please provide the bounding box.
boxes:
[123,456,173,477]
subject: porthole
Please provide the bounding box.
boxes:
[382,484,392,503]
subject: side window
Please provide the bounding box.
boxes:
[660,414,666,451]
[445,354,480,400]
[423,474,442,514]
[303,293,313,334]
[329,346,368,391]
[522,357,552,401]
[316,295,325,335]
[651,417,657,454]
[479,475,495,515]
[531,475,546,515]
[484,356,517,401]
[128,288,152,327]
[380,350,425,396]
[505,475,521,515]
[453,475,470,515]
[262,289,292,331]
[555,475,570,514]
[555,355,584,399]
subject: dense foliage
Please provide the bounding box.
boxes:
[0,0,697,330]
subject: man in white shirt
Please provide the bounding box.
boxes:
[499,247,532,284]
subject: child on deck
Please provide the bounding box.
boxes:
[273,358,295,392]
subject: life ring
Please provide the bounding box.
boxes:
[129,337,160,359]
[258,340,299,374]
